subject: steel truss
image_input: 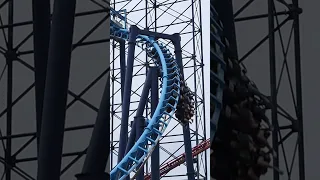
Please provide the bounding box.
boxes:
[215,0,304,179]
[0,0,111,179]
[110,0,208,179]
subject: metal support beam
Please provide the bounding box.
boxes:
[119,39,126,99]
[212,0,238,59]
[268,1,279,180]
[191,0,200,178]
[124,68,152,165]
[151,67,160,180]
[37,0,76,179]
[135,116,145,180]
[182,124,196,180]
[133,68,156,180]
[32,0,51,154]
[172,34,195,180]
[124,121,136,159]
[292,0,305,179]
[118,25,139,162]
[5,1,14,179]
[172,33,183,74]
[172,32,195,180]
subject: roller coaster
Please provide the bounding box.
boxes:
[0,0,207,179]
[211,0,304,180]
[110,1,208,179]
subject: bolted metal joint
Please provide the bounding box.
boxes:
[4,50,18,63]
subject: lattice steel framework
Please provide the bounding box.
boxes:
[0,0,111,179]
[215,0,304,179]
[110,0,208,179]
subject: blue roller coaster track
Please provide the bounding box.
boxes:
[110,9,186,180]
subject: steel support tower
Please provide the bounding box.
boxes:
[213,0,304,179]
[0,0,111,179]
[110,0,208,179]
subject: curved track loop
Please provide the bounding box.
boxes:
[110,10,182,180]
[210,4,226,143]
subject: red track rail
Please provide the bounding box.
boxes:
[144,139,210,179]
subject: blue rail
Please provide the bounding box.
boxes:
[110,10,182,180]
[210,4,226,144]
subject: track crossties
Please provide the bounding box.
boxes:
[110,9,196,179]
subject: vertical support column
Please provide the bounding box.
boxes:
[292,1,305,179]
[172,34,183,74]
[110,4,115,170]
[135,116,145,180]
[190,1,200,178]
[151,67,160,180]
[132,68,156,180]
[172,33,195,180]
[5,1,14,179]
[268,0,279,180]
[124,69,152,179]
[32,0,51,153]
[154,0,157,32]
[182,123,196,180]
[76,77,110,180]
[197,1,209,176]
[212,0,238,59]
[119,39,126,99]
[118,25,139,162]
[124,121,136,158]
[37,0,76,179]
[135,68,152,117]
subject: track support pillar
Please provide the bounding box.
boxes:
[32,0,51,154]
[37,0,76,179]
[151,67,160,180]
[118,25,139,162]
